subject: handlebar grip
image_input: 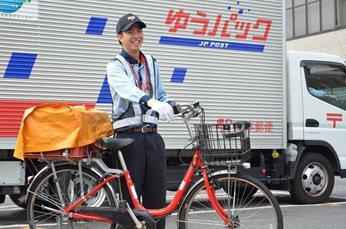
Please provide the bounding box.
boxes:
[170,101,201,115]
[172,104,181,115]
[168,100,181,115]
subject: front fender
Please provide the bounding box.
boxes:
[291,140,341,179]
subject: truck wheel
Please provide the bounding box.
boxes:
[9,194,27,209]
[290,153,334,204]
[0,195,5,204]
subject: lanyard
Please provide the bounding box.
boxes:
[127,54,150,92]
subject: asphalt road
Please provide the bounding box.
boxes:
[1,177,346,228]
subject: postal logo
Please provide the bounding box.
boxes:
[0,0,30,14]
[127,15,136,21]
[159,0,273,53]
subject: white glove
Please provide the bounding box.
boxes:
[147,98,174,121]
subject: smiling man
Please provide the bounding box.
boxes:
[106,13,175,229]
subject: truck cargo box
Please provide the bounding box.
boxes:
[0,0,286,150]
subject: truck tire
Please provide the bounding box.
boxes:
[0,195,5,204]
[290,153,334,204]
[9,194,27,209]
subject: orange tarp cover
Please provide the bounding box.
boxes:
[14,103,113,160]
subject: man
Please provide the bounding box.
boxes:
[107,13,174,229]
[308,87,339,101]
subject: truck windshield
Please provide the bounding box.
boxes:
[304,63,346,110]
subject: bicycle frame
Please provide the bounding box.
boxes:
[63,103,231,226]
[61,148,229,225]
[130,151,229,224]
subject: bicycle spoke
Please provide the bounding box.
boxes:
[178,218,226,226]
[28,190,63,210]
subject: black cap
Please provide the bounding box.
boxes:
[116,13,146,34]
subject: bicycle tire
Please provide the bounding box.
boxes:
[27,164,117,229]
[178,172,283,229]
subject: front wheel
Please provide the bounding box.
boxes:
[290,153,334,204]
[178,173,283,229]
[26,164,117,229]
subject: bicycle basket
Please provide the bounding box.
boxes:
[194,121,251,165]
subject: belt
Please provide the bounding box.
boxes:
[126,127,157,133]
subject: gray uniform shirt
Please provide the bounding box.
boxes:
[107,50,171,122]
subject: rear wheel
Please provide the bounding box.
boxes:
[26,164,117,229]
[178,173,283,229]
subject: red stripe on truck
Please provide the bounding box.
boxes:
[326,113,342,116]
[0,100,96,137]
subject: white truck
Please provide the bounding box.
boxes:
[0,0,345,206]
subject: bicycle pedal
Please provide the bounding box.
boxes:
[132,210,156,229]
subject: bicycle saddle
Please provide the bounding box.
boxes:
[101,137,134,150]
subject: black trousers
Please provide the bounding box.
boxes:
[116,132,167,229]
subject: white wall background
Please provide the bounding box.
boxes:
[287,29,346,59]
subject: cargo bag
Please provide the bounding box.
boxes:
[14,103,112,160]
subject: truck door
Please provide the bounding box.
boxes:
[302,61,346,169]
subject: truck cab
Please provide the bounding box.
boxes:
[283,51,346,203]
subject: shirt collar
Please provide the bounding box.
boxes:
[120,49,141,65]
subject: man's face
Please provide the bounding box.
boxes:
[118,24,144,53]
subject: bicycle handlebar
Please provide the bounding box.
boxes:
[173,101,202,117]
[173,101,250,141]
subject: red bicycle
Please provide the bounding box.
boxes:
[26,102,283,229]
